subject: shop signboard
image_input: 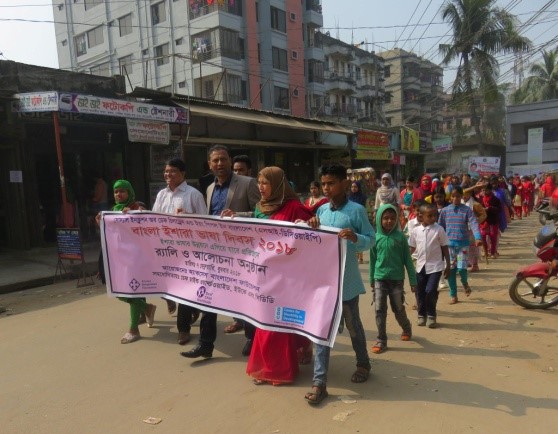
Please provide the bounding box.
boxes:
[355,130,390,160]
[127,119,170,144]
[13,92,59,112]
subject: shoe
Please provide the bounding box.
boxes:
[427,317,437,328]
[401,330,412,341]
[224,320,244,334]
[371,341,386,354]
[177,332,190,345]
[463,284,472,297]
[191,310,200,325]
[242,339,253,356]
[145,304,156,328]
[417,316,426,326]
[121,332,140,344]
[180,344,213,359]
[449,297,458,304]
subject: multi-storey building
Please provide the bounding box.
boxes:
[53,0,324,117]
[379,48,443,150]
[318,33,385,125]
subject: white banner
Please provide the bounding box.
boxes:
[127,119,170,144]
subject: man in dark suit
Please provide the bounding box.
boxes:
[181,145,259,359]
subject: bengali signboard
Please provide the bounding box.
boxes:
[355,130,391,160]
[432,137,453,153]
[127,119,170,144]
[401,127,419,152]
[468,156,501,177]
[13,92,59,112]
[56,228,83,260]
[13,91,189,124]
[100,212,345,346]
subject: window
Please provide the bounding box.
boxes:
[178,81,186,88]
[90,62,110,77]
[270,7,286,32]
[204,80,214,99]
[272,47,288,71]
[226,74,242,103]
[175,37,184,46]
[119,55,133,74]
[87,26,104,49]
[257,43,261,63]
[155,44,169,66]
[75,33,87,56]
[241,80,247,100]
[151,1,166,25]
[84,0,102,11]
[274,86,289,109]
[239,38,245,59]
[219,28,241,59]
[119,14,132,37]
[384,65,390,78]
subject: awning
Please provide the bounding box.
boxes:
[172,100,354,135]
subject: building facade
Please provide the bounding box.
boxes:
[506,99,558,176]
[53,0,324,118]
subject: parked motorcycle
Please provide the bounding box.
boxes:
[509,224,558,309]
[535,198,553,225]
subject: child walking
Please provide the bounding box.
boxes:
[369,204,416,354]
[408,203,450,328]
[304,163,374,405]
[438,186,482,304]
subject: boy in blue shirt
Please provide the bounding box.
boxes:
[304,164,375,405]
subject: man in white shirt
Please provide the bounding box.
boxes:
[152,158,207,345]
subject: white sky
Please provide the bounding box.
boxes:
[0,0,556,91]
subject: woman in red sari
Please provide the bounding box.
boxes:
[246,166,314,385]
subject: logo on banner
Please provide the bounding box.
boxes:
[129,279,140,291]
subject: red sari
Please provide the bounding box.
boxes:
[246,199,313,384]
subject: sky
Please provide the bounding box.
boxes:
[0,0,557,92]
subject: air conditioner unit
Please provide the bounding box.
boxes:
[292,88,299,97]
[291,50,298,60]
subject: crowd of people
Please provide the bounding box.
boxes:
[97,150,556,406]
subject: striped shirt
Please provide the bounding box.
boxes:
[438,203,481,247]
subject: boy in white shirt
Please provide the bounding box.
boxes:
[408,203,451,328]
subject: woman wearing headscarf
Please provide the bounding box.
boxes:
[374,173,400,212]
[419,174,433,199]
[96,180,156,344]
[246,167,314,385]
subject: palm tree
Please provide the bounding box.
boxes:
[439,0,531,153]
[511,48,558,104]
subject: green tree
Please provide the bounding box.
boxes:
[511,48,558,104]
[439,0,531,153]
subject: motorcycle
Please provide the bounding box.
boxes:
[535,198,553,225]
[509,224,558,309]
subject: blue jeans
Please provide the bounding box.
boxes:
[374,280,411,344]
[415,268,441,318]
[312,296,370,388]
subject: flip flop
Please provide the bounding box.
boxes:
[463,284,472,297]
[120,332,140,344]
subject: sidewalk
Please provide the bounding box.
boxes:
[0,241,101,294]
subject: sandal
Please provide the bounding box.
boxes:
[305,385,328,405]
[224,321,244,334]
[253,379,268,386]
[463,284,472,297]
[449,296,458,305]
[351,366,370,383]
[401,331,412,341]
[120,332,140,344]
[371,341,386,354]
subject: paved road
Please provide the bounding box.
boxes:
[0,215,556,433]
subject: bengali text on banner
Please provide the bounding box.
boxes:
[100,212,346,346]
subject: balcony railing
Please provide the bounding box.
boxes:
[192,46,241,62]
[190,0,242,19]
